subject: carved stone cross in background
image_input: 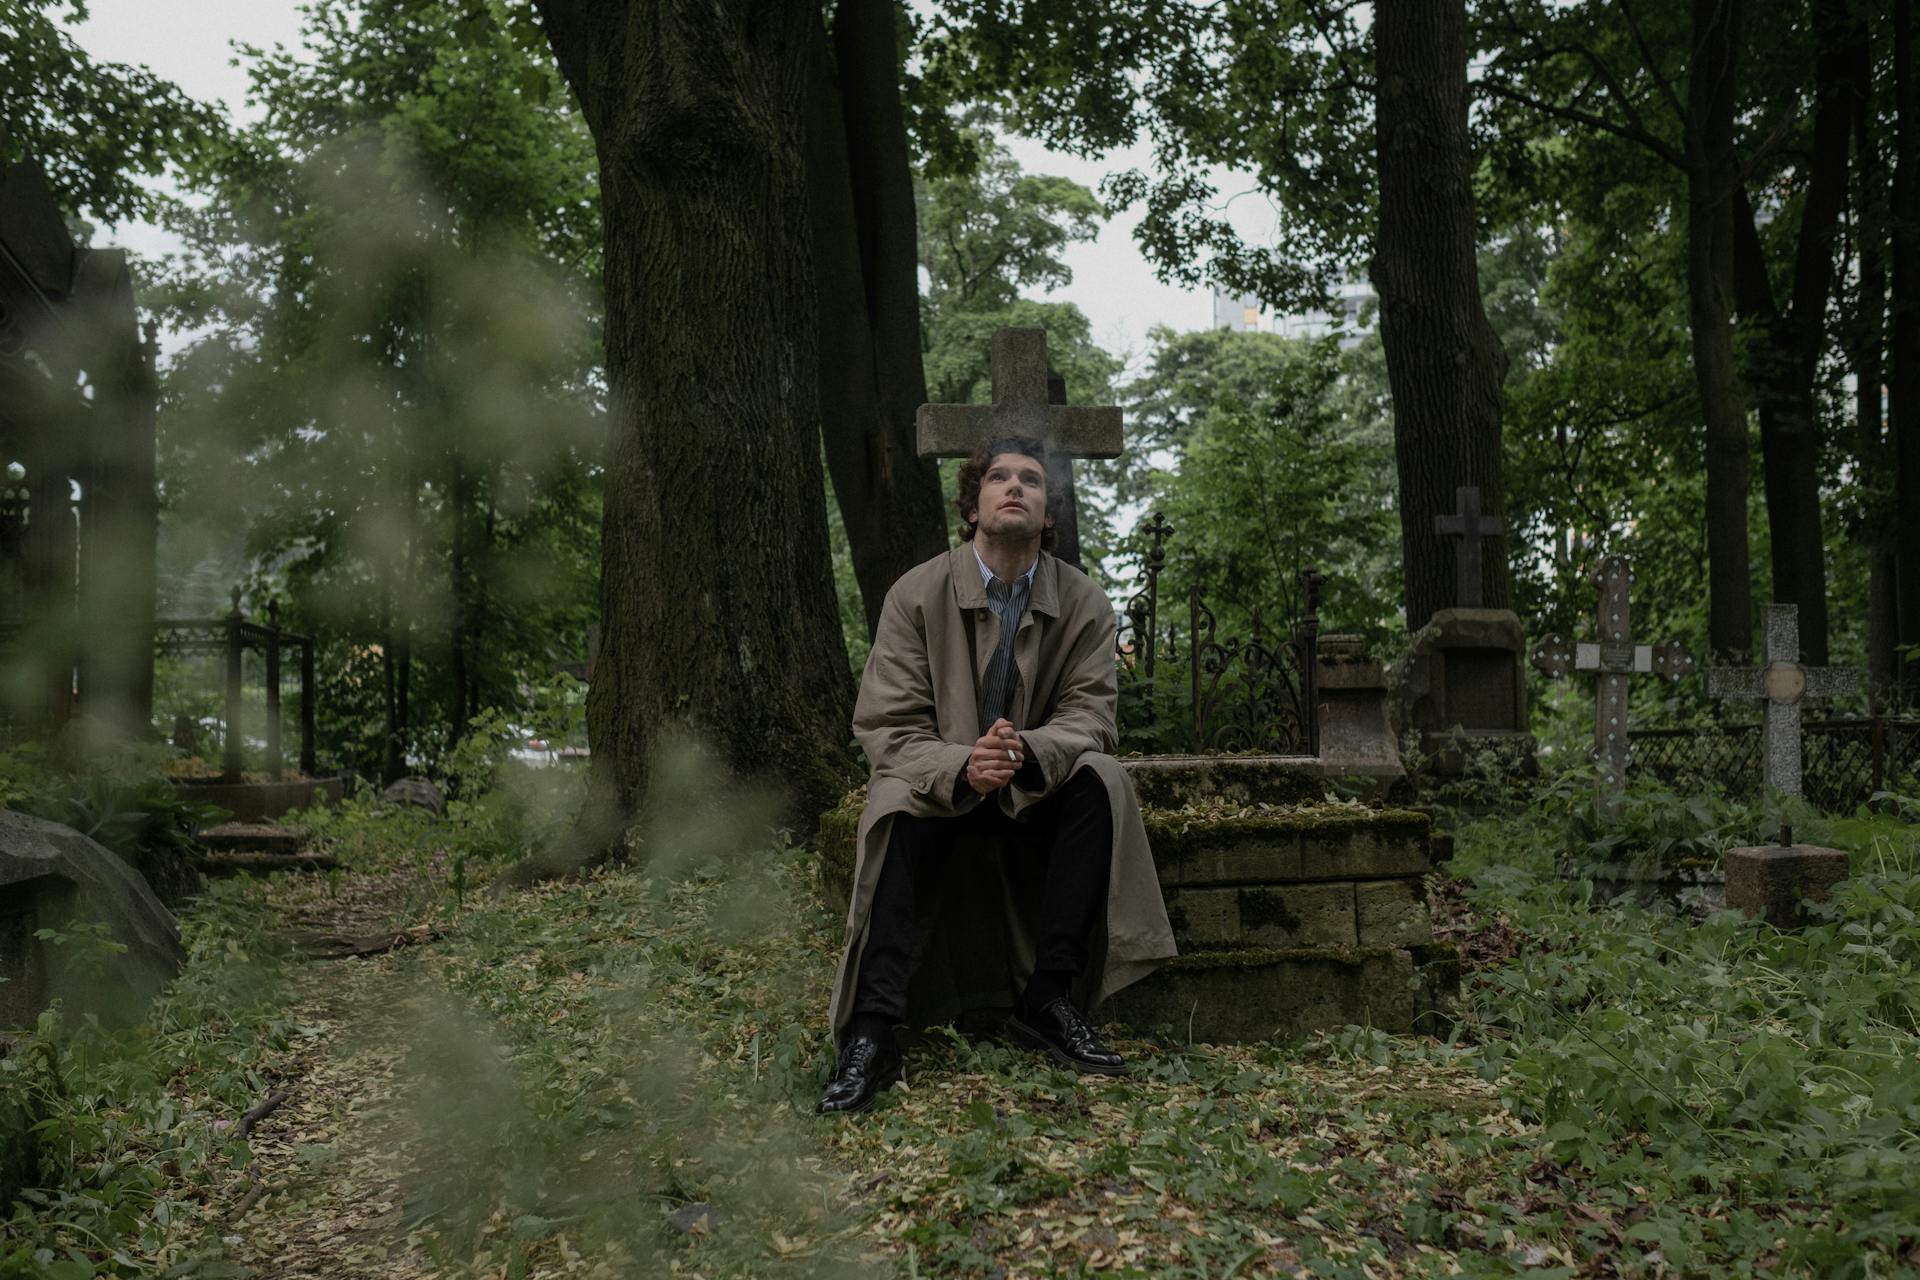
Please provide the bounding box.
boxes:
[1529,554,1696,793]
[915,327,1123,461]
[1433,486,1502,609]
[1706,603,1860,798]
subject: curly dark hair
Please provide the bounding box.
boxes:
[955,436,1062,551]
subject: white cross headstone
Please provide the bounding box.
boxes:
[1706,603,1859,798]
[915,328,1123,460]
[1529,554,1696,793]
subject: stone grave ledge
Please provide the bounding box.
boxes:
[813,756,1458,1043]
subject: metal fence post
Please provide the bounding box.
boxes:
[223,587,244,783]
[264,599,283,781]
[300,638,317,777]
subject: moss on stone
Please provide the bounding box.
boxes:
[1236,887,1302,933]
[1163,943,1405,972]
[813,788,865,914]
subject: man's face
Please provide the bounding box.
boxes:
[975,452,1050,540]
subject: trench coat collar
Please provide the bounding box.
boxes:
[949,542,1060,618]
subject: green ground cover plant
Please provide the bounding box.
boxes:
[3,764,1916,1277]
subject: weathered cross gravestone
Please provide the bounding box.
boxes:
[916,328,1120,569]
[1434,486,1501,609]
[1706,603,1860,798]
[1530,554,1695,793]
[1394,487,1533,776]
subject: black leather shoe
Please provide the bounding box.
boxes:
[816,1033,901,1115]
[1006,998,1129,1076]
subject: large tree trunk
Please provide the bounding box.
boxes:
[1728,0,1860,668]
[1371,0,1511,633]
[537,0,857,834]
[1894,0,1920,700]
[810,0,947,635]
[1685,0,1756,660]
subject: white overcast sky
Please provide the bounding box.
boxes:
[69,0,1282,371]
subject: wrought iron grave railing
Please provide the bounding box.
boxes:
[155,589,317,782]
[1113,511,1322,757]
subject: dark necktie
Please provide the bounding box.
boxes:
[978,573,1029,734]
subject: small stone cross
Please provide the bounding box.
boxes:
[1433,486,1502,609]
[1529,554,1696,792]
[915,327,1123,460]
[1706,603,1859,798]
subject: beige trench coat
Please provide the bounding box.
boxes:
[827,544,1177,1042]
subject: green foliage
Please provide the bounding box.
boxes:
[153,0,604,778]
[1449,801,1920,1271]
[0,882,295,1274]
[0,0,222,224]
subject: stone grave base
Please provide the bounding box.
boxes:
[1724,844,1850,929]
[816,754,1457,1044]
[172,773,348,823]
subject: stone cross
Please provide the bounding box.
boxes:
[1706,603,1859,798]
[1433,486,1502,609]
[915,327,1123,461]
[1529,554,1696,792]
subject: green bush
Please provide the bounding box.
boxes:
[12,774,226,905]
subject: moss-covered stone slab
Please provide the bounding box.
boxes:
[1163,883,1357,948]
[1148,806,1430,885]
[1355,878,1432,947]
[1103,944,1422,1043]
[1121,755,1326,811]
[816,789,863,914]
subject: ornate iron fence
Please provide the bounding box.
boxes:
[1629,717,1920,811]
[1114,512,1322,756]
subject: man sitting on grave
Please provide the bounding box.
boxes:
[818,436,1177,1115]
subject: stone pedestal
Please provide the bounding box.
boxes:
[815,755,1459,1043]
[1724,844,1850,929]
[1394,607,1535,777]
[1316,634,1404,792]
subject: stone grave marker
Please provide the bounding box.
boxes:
[1395,487,1533,776]
[1723,824,1851,930]
[1706,603,1859,798]
[1530,554,1695,793]
[0,809,184,1029]
[915,327,1124,462]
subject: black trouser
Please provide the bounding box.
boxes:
[851,768,1113,1025]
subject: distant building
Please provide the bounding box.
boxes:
[1210,278,1377,350]
[1210,286,1264,332]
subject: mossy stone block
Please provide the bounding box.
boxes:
[1298,810,1430,879]
[1355,878,1432,947]
[1162,883,1357,948]
[816,792,863,915]
[1103,945,1419,1043]
[1146,816,1302,886]
[1121,755,1326,810]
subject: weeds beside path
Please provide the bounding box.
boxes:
[8,790,1920,1278]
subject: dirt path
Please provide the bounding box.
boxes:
[221,863,448,1279]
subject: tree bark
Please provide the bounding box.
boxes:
[1685,0,1756,661]
[1852,14,1898,700]
[536,0,857,834]
[448,450,470,746]
[809,1,947,635]
[1727,0,1860,669]
[1894,0,1920,700]
[1371,0,1511,633]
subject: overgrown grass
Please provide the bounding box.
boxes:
[5,764,1918,1277]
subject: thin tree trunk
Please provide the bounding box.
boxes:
[1729,0,1861,668]
[537,0,857,840]
[1853,14,1898,700]
[449,451,470,745]
[1894,0,1920,700]
[380,578,400,783]
[1371,0,1511,633]
[1686,0,1756,660]
[810,3,947,635]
